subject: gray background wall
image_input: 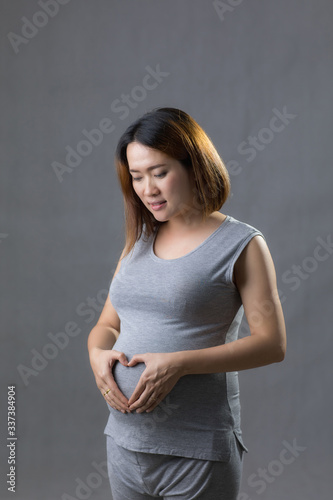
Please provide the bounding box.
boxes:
[1,1,332,499]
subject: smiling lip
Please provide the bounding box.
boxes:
[149,201,166,210]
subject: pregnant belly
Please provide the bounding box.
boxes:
[111,333,152,399]
[111,330,189,401]
[112,359,146,400]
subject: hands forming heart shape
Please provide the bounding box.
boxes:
[90,349,183,414]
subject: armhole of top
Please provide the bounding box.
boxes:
[227,230,266,287]
[108,247,128,289]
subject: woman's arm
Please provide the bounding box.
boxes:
[87,250,122,354]
[87,249,131,413]
[175,235,286,375]
[127,235,286,412]
[87,312,120,353]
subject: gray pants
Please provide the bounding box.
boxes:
[106,433,244,499]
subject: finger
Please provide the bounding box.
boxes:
[108,382,129,409]
[105,397,127,413]
[101,376,129,411]
[109,379,129,405]
[101,387,123,412]
[127,379,146,407]
[113,351,129,367]
[135,393,160,413]
[103,355,130,412]
[145,397,161,413]
[127,354,145,367]
[102,388,129,413]
[128,388,155,411]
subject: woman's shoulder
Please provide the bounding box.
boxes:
[225,214,265,240]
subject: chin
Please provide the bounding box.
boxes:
[149,207,170,222]
[153,214,170,222]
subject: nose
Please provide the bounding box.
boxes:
[143,176,160,196]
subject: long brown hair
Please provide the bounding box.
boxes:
[115,107,231,258]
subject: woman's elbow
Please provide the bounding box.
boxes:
[272,340,286,363]
[274,348,286,363]
[266,322,287,363]
[260,333,286,364]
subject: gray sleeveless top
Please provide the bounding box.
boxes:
[104,215,265,461]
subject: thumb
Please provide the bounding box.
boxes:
[115,351,129,366]
[127,354,144,367]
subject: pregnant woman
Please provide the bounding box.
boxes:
[87,107,287,500]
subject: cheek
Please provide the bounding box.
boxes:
[163,174,180,195]
[132,182,143,199]
[167,175,191,201]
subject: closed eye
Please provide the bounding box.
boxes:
[132,172,167,182]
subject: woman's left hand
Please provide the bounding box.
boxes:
[127,352,183,413]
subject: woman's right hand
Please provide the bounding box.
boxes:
[89,347,130,413]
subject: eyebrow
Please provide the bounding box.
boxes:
[129,163,167,173]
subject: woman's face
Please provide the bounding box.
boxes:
[126,142,198,224]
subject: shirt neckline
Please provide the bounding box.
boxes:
[150,215,231,263]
